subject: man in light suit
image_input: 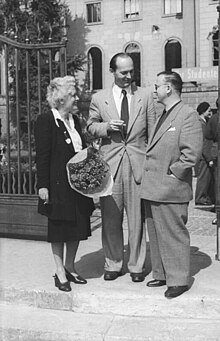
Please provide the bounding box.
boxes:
[87,52,155,282]
[141,71,203,298]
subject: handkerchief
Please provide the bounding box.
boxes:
[168,126,176,132]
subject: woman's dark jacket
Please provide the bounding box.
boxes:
[34,111,94,221]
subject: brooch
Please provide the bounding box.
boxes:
[64,131,71,144]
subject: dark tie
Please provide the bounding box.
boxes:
[154,109,167,136]
[121,89,129,135]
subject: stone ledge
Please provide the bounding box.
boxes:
[1,303,220,341]
[1,284,220,320]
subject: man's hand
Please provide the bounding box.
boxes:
[107,119,125,132]
[39,188,49,204]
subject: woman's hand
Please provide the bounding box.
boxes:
[39,188,49,204]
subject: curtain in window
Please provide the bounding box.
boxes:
[164,0,182,15]
[124,0,139,18]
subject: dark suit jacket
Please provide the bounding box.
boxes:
[34,111,94,221]
[203,113,218,162]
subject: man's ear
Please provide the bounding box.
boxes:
[109,68,114,74]
[167,85,172,94]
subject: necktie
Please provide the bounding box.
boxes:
[121,89,129,135]
[154,109,167,136]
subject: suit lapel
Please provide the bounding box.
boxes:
[147,101,184,152]
[56,118,75,153]
[104,89,120,120]
[127,87,142,134]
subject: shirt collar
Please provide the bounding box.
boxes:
[165,100,181,114]
[113,84,131,97]
[51,108,73,128]
[200,116,206,123]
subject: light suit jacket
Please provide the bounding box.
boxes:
[140,101,203,202]
[87,84,156,184]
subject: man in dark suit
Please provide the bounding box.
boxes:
[87,52,155,282]
[195,102,213,206]
[141,71,203,298]
[204,99,219,224]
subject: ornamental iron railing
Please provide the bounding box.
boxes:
[0,11,67,197]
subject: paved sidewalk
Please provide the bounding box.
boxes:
[0,179,220,340]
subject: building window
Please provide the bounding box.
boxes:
[88,47,103,90]
[213,30,219,66]
[164,0,182,15]
[165,39,182,71]
[124,0,140,19]
[125,43,141,86]
[86,2,101,23]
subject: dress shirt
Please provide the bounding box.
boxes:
[112,84,132,118]
[52,108,82,152]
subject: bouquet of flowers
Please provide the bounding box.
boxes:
[66,145,113,199]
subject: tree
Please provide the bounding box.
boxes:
[0,0,86,149]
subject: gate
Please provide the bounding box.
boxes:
[0,16,67,240]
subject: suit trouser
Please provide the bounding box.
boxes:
[100,152,146,273]
[144,200,190,286]
[195,158,214,204]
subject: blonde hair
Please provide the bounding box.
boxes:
[46,75,76,109]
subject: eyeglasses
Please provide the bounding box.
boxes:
[154,83,168,91]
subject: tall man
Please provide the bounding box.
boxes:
[141,71,203,298]
[87,53,155,282]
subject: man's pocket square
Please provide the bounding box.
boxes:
[168,127,176,131]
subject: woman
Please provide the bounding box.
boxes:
[35,76,94,292]
[195,101,214,206]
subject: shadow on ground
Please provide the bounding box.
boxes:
[190,246,212,287]
[75,243,212,282]
[75,243,152,279]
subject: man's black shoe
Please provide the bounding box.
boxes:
[104,271,122,281]
[212,218,217,225]
[130,272,145,282]
[147,279,166,287]
[164,285,188,299]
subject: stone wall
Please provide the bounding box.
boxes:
[182,85,218,111]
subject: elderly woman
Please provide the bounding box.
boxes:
[34,76,94,292]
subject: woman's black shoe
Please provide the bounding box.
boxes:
[53,274,71,292]
[65,267,87,284]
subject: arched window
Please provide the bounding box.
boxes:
[125,43,141,86]
[213,30,219,66]
[165,39,182,71]
[87,47,102,90]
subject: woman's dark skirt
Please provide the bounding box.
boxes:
[48,214,91,243]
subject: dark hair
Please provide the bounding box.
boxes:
[196,102,210,115]
[109,52,132,71]
[157,71,183,94]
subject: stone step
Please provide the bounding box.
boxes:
[1,279,220,320]
[1,303,220,341]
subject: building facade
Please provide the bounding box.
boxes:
[66,0,219,109]
[0,0,219,136]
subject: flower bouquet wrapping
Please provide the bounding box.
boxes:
[66,145,113,199]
